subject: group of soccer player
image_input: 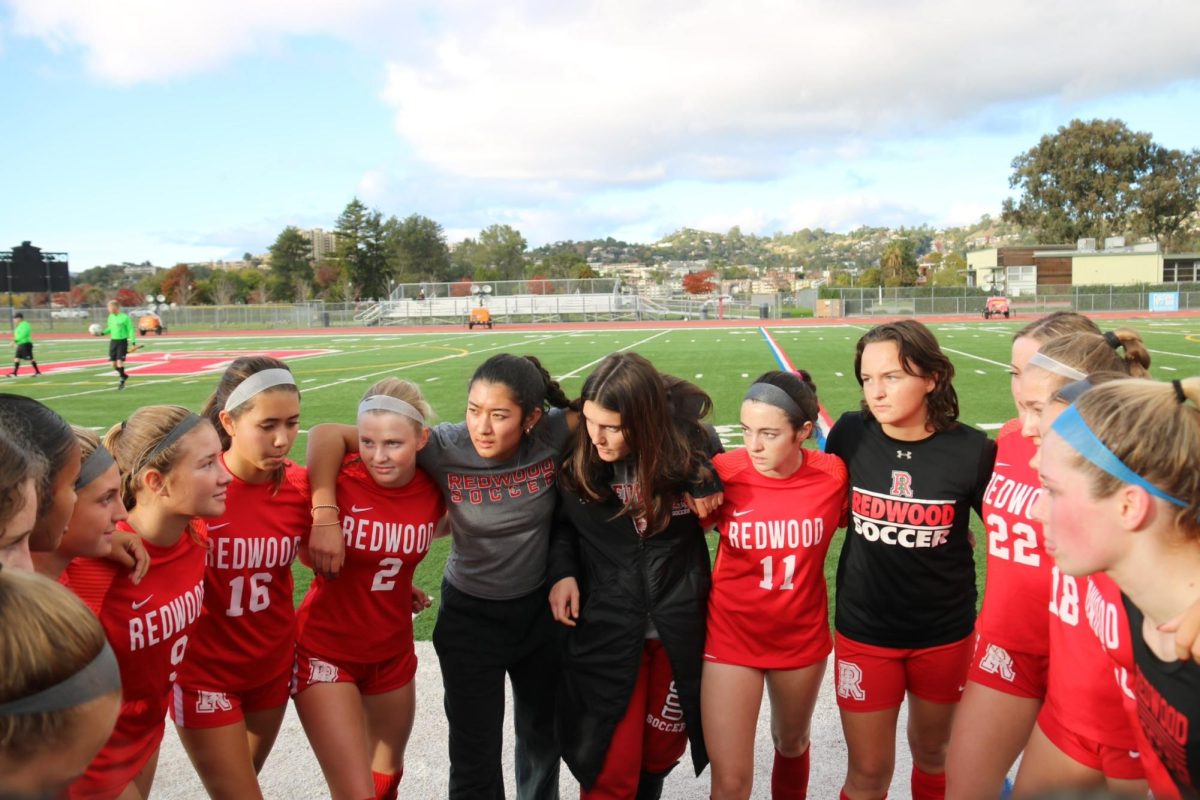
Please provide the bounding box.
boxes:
[0,310,1198,800]
[7,300,138,387]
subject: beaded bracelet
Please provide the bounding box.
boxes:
[310,504,339,517]
[310,521,341,527]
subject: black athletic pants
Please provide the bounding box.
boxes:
[433,578,562,800]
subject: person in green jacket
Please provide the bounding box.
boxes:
[8,313,41,377]
[100,300,135,390]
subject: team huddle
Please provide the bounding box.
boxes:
[0,313,1198,800]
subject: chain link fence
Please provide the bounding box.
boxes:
[6,282,1199,332]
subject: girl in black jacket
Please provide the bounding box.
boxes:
[548,352,716,800]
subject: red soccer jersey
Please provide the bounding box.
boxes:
[296,457,444,663]
[1043,568,1140,751]
[1088,574,1186,799]
[177,459,310,692]
[705,448,849,670]
[66,521,208,800]
[976,421,1052,655]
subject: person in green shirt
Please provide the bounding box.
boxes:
[8,313,41,377]
[99,300,135,390]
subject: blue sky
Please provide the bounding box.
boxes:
[3,0,1200,272]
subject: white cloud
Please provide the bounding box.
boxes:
[381,0,1200,183]
[6,0,389,84]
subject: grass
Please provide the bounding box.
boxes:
[11,316,1200,639]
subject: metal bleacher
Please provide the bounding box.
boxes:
[357,293,674,326]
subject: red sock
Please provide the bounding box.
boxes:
[910,766,945,800]
[839,792,888,800]
[771,746,810,800]
[372,770,402,800]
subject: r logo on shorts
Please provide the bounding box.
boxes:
[195,691,233,713]
[308,658,339,683]
[979,643,1017,682]
[837,659,867,701]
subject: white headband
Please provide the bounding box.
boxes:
[1028,351,1087,381]
[358,395,425,425]
[224,369,297,412]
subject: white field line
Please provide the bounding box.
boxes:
[39,376,186,401]
[1148,348,1200,360]
[554,330,673,381]
[940,346,1010,369]
[299,335,558,393]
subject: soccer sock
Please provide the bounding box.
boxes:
[372,770,401,800]
[839,792,887,800]
[31,361,39,374]
[116,366,128,379]
[911,766,945,800]
[771,746,811,800]
[10,363,17,375]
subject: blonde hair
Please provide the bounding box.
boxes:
[104,405,212,515]
[1067,377,1200,538]
[71,425,101,462]
[360,378,433,431]
[1014,310,1100,343]
[1032,329,1151,394]
[0,568,114,758]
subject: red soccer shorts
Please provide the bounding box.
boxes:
[290,642,417,697]
[1036,702,1145,780]
[170,667,291,729]
[583,639,688,800]
[833,632,973,712]
[965,633,1049,700]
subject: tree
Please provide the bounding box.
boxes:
[880,240,918,287]
[1002,119,1152,242]
[160,264,198,305]
[1134,144,1200,247]
[930,253,968,287]
[527,276,554,295]
[682,270,717,295]
[268,227,313,302]
[114,287,143,307]
[478,224,528,280]
[450,277,474,297]
[333,198,370,295]
[538,250,588,279]
[357,211,391,299]
[333,199,390,299]
[387,214,451,282]
[208,271,240,305]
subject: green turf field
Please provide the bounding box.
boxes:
[7,317,1200,638]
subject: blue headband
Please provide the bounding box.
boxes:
[1051,404,1189,509]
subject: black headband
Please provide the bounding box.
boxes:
[0,640,120,715]
[1103,330,1121,350]
[1173,379,1187,404]
[75,445,116,491]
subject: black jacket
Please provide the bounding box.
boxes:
[547,485,712,788]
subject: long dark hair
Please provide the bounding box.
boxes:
[470,354,570,424]
[0,395,75,518]
[748,370,820,432]
[853,320,958,432]
[559,352,712,535]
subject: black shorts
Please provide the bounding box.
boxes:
[108,339,129,362]
[14,343,33,360]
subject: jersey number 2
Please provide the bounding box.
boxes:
[371,558,404,592]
